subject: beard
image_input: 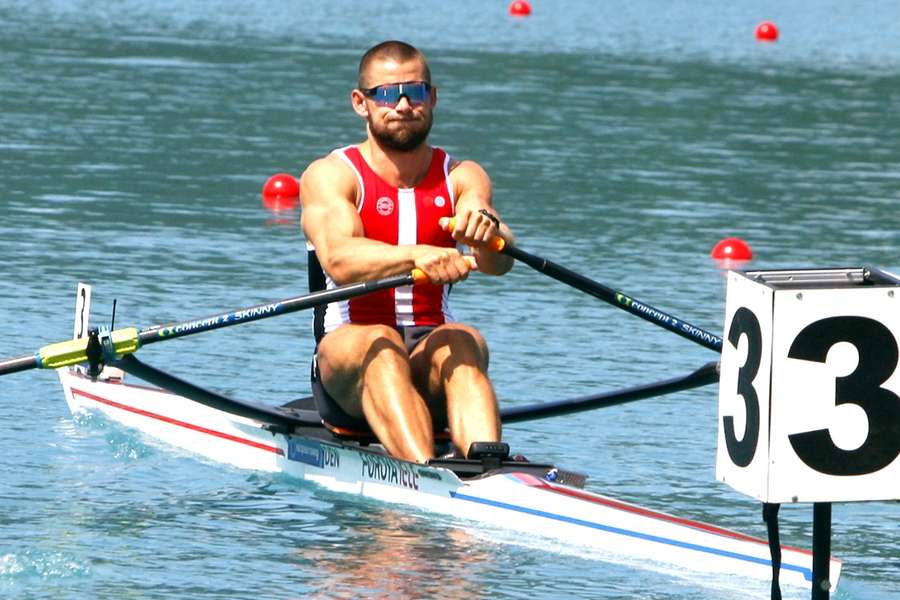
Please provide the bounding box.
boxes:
[368,111,433,152]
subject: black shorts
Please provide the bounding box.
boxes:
[311,325,440,430]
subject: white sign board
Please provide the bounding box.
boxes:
[717,268,900,503]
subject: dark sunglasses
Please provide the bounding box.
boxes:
[361,81,432,107]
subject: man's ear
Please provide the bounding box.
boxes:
[351,89,369,118]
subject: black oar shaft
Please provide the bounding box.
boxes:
[0,354,39,376]
[114,354,306,429]
[136,272,415,346]
[501,361,719,424]
[502,244,723,352]
[0,271,420,376]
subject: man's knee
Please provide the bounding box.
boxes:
[359,325,408,361]
[323,324,403,354]
[342,325,410,371]
[427,323,489,368]
[319,324,406,376]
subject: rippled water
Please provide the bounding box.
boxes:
[1,1,898,598]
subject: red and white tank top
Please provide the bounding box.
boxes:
[307,145,457,340]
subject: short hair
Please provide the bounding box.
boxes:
[357,40,431,89]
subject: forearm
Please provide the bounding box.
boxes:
[320,237,420,284]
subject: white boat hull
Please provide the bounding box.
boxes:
[58,367,841,592]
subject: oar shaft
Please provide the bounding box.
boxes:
[1,270,424,375]
[501,361,719,423]
[0,354,39,376]
[138,272,417,346]
[113,354,306,429]
[501,244,723,352]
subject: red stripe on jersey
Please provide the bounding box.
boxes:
[341,146,456,326]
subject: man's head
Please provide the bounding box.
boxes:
[357,40,431,89]
[352,40,436,153]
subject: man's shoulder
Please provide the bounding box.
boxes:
[447,157,490,183]
[303,150,354,181]
[300,150,360,203]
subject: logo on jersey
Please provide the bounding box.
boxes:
[376,196,395,216]
[434,196,446,208]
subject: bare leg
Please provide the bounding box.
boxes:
[317,324,435,463]
[410,323,501,457]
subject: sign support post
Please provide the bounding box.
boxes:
[812,502,832,600]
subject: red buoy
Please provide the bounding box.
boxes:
[755,21,779,42]
[262,173,299,201]
[711,237,753,261]
[509,1,531,17]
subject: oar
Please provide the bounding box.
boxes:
[113,354,315,431]
[0,269,432,376]
[457,220,723,352]
[500,361,719,424]
[507,241,723,351]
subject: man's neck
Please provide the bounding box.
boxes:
[361,140,432,188]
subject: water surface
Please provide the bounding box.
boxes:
[1,1,898,598]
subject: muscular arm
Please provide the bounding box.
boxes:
[300,154,473,285]
[447,160,515,276]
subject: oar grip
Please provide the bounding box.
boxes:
[445,217,506,252]
[410,256,478,286]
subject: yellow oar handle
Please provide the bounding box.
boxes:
[410,256,478,285]
[445,217,507,252]
[36,327,141,369]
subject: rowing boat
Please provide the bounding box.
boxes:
[2,240,846,595]
[57,359,840,592]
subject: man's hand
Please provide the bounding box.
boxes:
[439,209,500,248]
[412,246,474,285]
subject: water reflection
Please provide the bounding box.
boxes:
[262,197,300,227]
[292,507,490,599]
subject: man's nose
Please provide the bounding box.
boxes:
[394,95,414,111]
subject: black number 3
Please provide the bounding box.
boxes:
[788,316,900,476]
[724,307,762,467]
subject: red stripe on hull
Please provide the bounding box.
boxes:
[70,387,284,456]
[508,473,814,556]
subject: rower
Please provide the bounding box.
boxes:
[299,40,515,463]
